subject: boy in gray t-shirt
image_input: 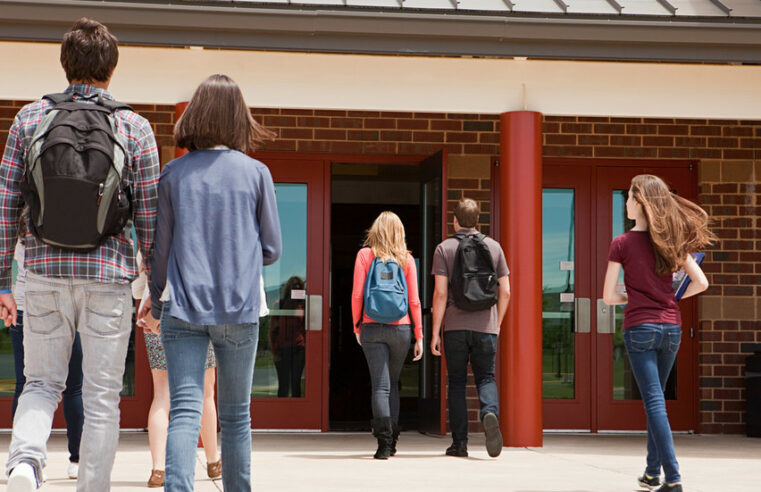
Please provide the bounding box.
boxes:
[430,198,510,459]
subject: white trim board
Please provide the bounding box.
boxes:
[1,42,760,120]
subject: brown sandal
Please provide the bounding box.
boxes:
[147,469,164,488]
[207,459,222,479]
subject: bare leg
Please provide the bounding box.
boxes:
[200,368,220,464]
[147,369,170,471]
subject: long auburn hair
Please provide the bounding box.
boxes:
[630,174,716,275]
[363,211,409,268]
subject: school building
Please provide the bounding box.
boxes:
[0,1,759,446]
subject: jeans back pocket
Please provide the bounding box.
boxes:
[26,291,63,335]
[625,328,658,353]
[667,330,682,353]
[85,290,127,335]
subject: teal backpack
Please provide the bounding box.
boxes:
[358,257,408,325]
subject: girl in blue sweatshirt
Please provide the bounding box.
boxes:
[141,74,281,492]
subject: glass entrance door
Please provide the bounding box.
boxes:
[251,157,326,429]
[595,165,696,431]
[542,165,593,429]
[542,161,696,431]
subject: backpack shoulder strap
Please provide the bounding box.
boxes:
[356,256,377,329]
[97,96,133,113]
[42,93,74,105]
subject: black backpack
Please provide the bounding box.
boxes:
[450,233,498,311]
[20,93,133,252]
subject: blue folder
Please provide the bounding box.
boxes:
[673,252,706,301]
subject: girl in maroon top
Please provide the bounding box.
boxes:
[603,175,715,492]
[352,211,423,459]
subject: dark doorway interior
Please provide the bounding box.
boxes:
[329,163,423,431]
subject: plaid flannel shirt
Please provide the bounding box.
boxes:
[0,85,159,290]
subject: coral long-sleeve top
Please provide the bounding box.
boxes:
[352,247,423,340]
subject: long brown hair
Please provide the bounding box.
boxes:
[174,74,275,153]
[363,211,409,268]
[630,174,716,275]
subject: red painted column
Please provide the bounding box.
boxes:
[498,111,543,447]
[175,102,188,159]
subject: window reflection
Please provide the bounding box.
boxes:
[542,189,575,400]
[253,184,308,398]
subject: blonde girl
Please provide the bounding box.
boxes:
[351,211,423,459]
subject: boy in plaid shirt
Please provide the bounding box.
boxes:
[1,18,159,491]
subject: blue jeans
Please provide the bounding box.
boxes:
[443,330,499,444]
[624,323,682,484]
[10,311,84,463]
[161,307,259,492]
[360,323,412,423]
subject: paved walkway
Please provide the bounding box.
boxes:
[0,432,758,491]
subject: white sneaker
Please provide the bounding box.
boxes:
[67,461,79,479]
[7,462,37,492]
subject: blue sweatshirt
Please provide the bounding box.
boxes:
[150,149,281,325]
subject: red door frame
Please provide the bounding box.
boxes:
[541,164,593,430]
[547,158,698,432]
[254,151,447,432]
[594,162,697,431]
[246,155,326,429]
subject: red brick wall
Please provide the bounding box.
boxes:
[253,108,500,157]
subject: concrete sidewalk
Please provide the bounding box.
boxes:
[0,432,758,491]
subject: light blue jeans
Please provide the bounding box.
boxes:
[6,272,132,492]
[624,323,682,484]
[161,306,259,492]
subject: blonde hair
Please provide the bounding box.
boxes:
[630,174,716,275]
[363,211,409,268]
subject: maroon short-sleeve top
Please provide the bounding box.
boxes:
[607,230,681,329]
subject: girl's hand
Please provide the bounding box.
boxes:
[355,332,361,346]
[413,338,423,361]
[140,310,161,335]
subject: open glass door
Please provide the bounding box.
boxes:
[418,150,447,435]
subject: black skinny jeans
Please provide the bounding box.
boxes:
[360,323,411,423]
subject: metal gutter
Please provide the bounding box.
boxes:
[1,0,761,63]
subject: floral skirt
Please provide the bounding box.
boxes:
[144,331,216,371]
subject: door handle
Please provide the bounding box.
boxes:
[305,295,322,331]
[574,298,590,333]
[596,299,616,334]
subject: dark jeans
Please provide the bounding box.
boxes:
[10,310,84,463]
[275,345,305,397]
[443,330,499,444]
[624,323,681,484]
[360,323,412,423]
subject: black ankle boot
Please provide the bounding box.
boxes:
[390,422,401,456]
[372,417,394,460]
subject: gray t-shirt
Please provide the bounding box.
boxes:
[431,228,509,335]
